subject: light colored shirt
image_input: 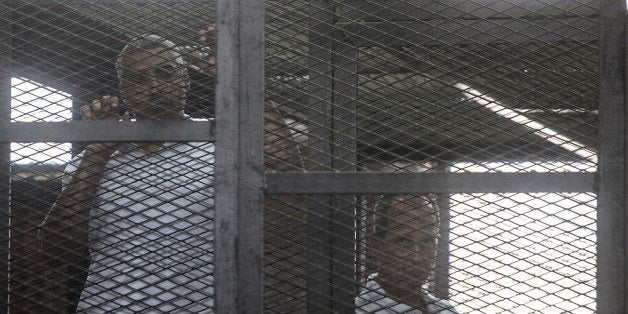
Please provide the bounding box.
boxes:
[68,142,215,313]
[355,274,459,314]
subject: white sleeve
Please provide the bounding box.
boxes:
[422,290,461,314]
[61,151,85,192]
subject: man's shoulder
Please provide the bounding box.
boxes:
[355,275,421,313]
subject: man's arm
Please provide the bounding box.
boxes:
[262,99,311,311]
[37,96,124,311]
[191,25,303,170]
[264,100,304,171]
[36,149,105,310]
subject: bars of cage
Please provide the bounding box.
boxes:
[597,0,627,312]
[1,1,226,312]
[305,0,336,310]
[214,0,265,311]
[302,0,360,311]
[0,0,618,312]
[434,162,451,300]
[264,0,604,312]
[353,1,598,312]
[265,0,358,309]
[0,2,12,310]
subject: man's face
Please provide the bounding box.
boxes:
[119,47,190,120]
[375,196,438,295]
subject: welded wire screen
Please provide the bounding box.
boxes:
[0,0,602,313]
[2,1,216,312]
[449,192,596,312]
[265,0,598,313]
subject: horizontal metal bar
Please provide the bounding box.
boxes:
[19,0,210,5]
[341,16,597,47]
[0,121,214,142]
[265,172,596,194]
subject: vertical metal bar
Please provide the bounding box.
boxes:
[330,29,357,170]
[308,0,334,311]
[597,0,626,312]
[434,164,451,299]
[355,194,367,291]
[0,3,11,310]
[71,94,87,157]
[214,0,265,311]
[330,35,357,311]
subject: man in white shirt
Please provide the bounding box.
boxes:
[37,32,304,312]
[356,194,459,313]
[37,34,216,313]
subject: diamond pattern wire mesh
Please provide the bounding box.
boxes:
[265,0,598,313]
[0,0,602,312]
[448,192,596,313]
[2,1,217,312]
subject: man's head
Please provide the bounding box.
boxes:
[371,194,439,298]
[116,34,190,120]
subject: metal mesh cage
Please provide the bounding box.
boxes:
[0,0,617,313]
[2,1,216,312]
[264,0,598,313]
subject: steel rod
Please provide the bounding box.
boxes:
[266,172,596,194]
[214,0,265,311]
[0,121,214,142]
[596,0,626,312]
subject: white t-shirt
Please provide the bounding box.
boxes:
[67,142,215,313]
[355,274,459,314]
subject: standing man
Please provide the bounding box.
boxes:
[38,32,304,312]
[355,194,459,314]
[39,34,215,312]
